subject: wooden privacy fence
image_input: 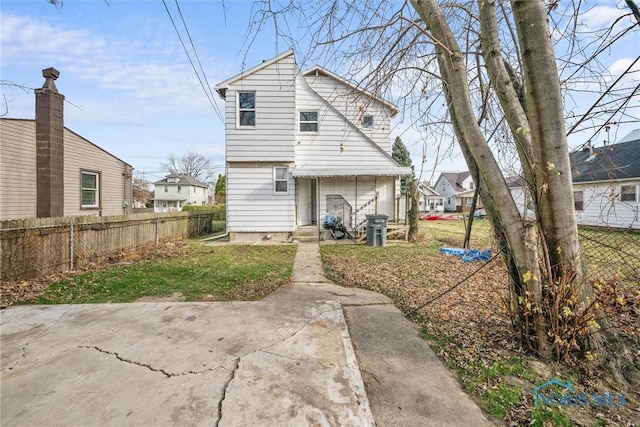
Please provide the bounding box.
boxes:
[0,211,218,282]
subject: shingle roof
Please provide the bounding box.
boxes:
[153,174,208,187]
[440,171,471,192]
[570,130,640,183]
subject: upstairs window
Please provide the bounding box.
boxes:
[164,186,168,193]
[621,185,637,202]
[574,190,584,211]
[81,171,100,208]
[238,92,256,126]
[274,167,289,194]
[362,115,373,129]
[177,185,181,193]
[299,111,318,132]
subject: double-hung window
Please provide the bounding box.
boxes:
[362,115,373,129]
[81,171,100,208]
[274,167,289,194]
[238,92,256,127]
[573,190,584,211]
[621,185,637,202]
[299,111,318,132]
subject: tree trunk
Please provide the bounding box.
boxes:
[408,179,419,242]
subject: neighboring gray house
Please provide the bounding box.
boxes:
[433,171,479,212]
[152,173,210,213]
[507,129,639,229]
[215,49,411,242]
[0,68,133,221]
[570,130,639,229]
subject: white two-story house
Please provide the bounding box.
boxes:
[434,172,480,212]
[152,173,209,213]
[215,49,412,242]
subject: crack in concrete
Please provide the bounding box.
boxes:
[213,357,240,427]
[77,345,230,378]
[342,302,393,307]
[5,309,70,373]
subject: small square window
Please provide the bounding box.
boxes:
[238,92,256,127]
[299,111,318,132]
[621,185,637,202]
[274,167,288,193]
[574,190,584,211]
[362,115,373,129]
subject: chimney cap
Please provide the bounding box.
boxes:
[42,67,60,80]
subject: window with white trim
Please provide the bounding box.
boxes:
[621,185,637,202]
[274,167,289,193]
[362,115,373,129]
[299,111,318,132]
[238,92,256,126]
[81,171,100,208]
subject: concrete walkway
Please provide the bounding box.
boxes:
[1,241,491,426]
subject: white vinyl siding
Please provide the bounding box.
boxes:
[224,54,296,162]
[574,181,640,229]
[294,74,398,169]
[0,120,37,220]
[303,73,394,153]
[227,163,295,232]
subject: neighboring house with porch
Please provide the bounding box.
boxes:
[0,67,133,221]
[570,129,639,229]
[215,49,411,241]
[434,171,480,212]
[417,182,444,212]
[152,173,209,213]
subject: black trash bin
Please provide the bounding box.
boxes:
[365,214,389,246]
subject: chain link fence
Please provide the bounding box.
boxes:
[1,211,223,282]
[421,219,639,287]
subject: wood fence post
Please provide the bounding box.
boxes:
[69,224,74,270]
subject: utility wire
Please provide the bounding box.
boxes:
[162,0,224,123]
[173,0,223,120]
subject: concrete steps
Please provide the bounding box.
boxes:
[292,227,319,242]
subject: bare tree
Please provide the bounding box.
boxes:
[247,0,639,367]
[132,177,152,208]
[161,151,218,185]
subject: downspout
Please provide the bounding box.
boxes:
[355,175,358,233]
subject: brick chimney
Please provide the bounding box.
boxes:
[35,67,65,218]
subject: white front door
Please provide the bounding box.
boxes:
[297,179,313,225]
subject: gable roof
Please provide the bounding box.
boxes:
[153,174,208,187]
[417,183,441,197]
[302,66,398,117]
[438,171,471,192]
[215,49,295,99]
[0,118,132,168]
[570,130,640,183]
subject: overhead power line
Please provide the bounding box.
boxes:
[162,0,224,123]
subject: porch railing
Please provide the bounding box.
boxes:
[351,195,378,235]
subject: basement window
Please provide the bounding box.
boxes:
[81,171,100,208]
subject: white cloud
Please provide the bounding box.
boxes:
[579,5,626,30]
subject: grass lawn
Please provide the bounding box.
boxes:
[15,243,297,305]
[321,220,639,426]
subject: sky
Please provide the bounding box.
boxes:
[1,0,638,184]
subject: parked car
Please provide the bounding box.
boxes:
[473,209,486,219]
